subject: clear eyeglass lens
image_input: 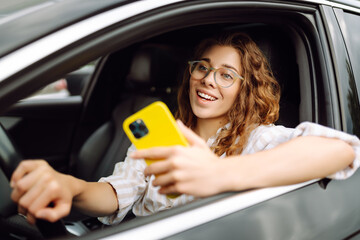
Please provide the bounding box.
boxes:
[190,61,237,88]
[215,68,236,87]
[190,61,209,79]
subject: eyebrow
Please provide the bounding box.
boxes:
[200,58,240,74]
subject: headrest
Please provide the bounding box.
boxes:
[125,44,186,95]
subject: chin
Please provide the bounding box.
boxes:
[192,109,212,119]
[193,109,222,120]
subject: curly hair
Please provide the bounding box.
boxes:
[176,32,280,156]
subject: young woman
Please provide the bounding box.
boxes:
[10,32,360,225]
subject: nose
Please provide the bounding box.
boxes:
[201,70,216,88]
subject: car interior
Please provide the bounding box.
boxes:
[65,23,303,234]
[71,23,300,179]
[0,21,308,239]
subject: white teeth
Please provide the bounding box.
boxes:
[197,91,216,101]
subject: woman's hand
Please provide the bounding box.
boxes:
[131,120,225,197]
[10,160,76,224]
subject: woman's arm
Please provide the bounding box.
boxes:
[133,121,356,197]
[221,135,354,191]
[10,160,118,224]
[73,180,118,217]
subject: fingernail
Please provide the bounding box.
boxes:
[10,181,14,188]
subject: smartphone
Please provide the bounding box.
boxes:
[123,101,188,165]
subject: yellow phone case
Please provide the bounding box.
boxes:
[123,101,188,165]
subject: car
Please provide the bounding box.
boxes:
[0,0,360,239]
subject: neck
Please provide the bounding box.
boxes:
[194,117,227,141]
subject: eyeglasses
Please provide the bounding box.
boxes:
[188,60,243,88]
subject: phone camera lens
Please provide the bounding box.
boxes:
[129,123,136,131]
[130,119,148,139]
[139,124,146,131]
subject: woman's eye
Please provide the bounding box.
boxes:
[222,73,233,80]
[198,64,208,71]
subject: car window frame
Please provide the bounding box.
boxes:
[320,5,360,136]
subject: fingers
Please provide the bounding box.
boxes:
[144,160,173,176]
[26,212,37,225]
[36,201,71,222]
[131,121,208,162]
[10,160,71,223]
[152,170,188,187]
[20,202,71,224]
[144,156,190,190]
[158,183,185,195]
[18,205,37,225]
[143,151,193,177]
[11,161,50,203]
[11,160,47,187]
[176,120,207,147]
[33,190,71,222]
[24,180,64,219]
[132,145,184,160]
[15,175,47,212]
[11,166,45,202]
[18,205,27,219]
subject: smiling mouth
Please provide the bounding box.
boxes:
[197,91,217,101]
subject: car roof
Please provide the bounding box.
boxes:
[0,0,51,18]
[1,0,360,58]
[329,0,360,9]
[0,0,130,57]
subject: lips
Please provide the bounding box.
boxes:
[197,91,217,101]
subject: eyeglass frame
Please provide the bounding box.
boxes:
[188,60,244,88]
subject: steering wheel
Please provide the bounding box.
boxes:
[0,123,68,239]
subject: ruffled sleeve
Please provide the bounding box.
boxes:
[97,144,147,224]
[97,144,195,225]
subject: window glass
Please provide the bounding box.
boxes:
[339,11,360,136]
[25,61,96,100]
[340,12,360,94]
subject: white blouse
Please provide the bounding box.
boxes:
[98,122,360,224]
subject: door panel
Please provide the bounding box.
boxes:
[0,96,82,172]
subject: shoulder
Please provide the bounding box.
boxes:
[249,121,334,140]
[242,124,294,153]
[249,124,294,141]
